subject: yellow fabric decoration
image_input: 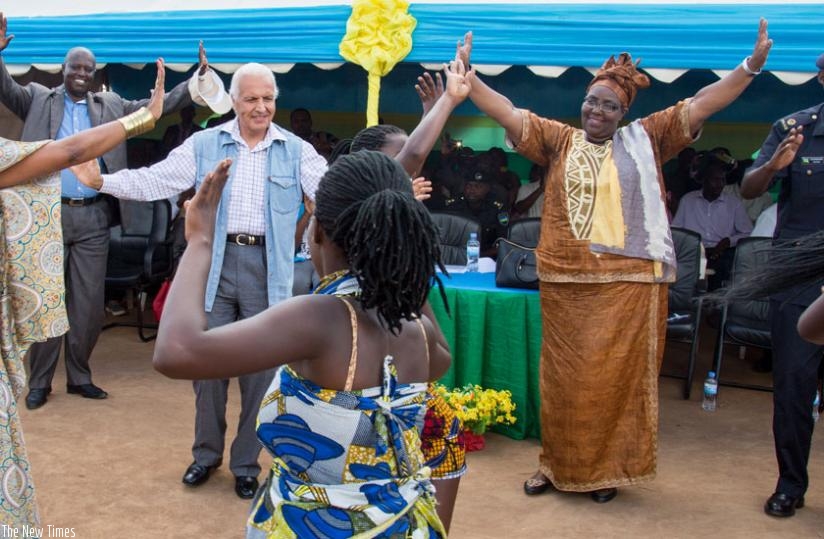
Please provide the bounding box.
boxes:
[339,0,416,127]
[588,148,626,249]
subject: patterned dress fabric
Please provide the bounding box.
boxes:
[247,271,445,537]
[315,271,466,481]
[247,364,444,538]
[0,138,68,529]
[420,384,465,480]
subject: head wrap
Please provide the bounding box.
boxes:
[587,52,651,109]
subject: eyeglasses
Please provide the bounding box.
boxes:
[582,96,622,114]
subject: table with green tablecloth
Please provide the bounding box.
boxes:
[430,271,541,440]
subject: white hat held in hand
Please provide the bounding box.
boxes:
[188,69,232,114]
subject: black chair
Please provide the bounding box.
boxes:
[663,227,706,399]
[429,212,481,266]
[711,236,773,392]
[104,200,175,342]
[506,217,541,248]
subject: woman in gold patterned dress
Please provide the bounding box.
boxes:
[458,21,772,503]
[0,59,166,530]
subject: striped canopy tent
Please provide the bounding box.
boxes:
[4,1,822,82]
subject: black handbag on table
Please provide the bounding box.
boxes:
[495,238,538,289]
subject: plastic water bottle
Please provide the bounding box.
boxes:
[814,390,821,423]
[466,232,480,272]
[702,371,718,412]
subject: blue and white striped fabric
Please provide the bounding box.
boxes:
[4,2,821,74]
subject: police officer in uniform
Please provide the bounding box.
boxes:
[444,168,509,257]
[741,52,824,519]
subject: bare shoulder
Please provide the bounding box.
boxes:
[245,293,352,355]
[265,293,346,320]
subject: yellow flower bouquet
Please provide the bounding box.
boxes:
[433,384,517,435]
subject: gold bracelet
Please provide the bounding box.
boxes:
[117,107,156,139]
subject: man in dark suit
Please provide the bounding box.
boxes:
[0,13,220,409]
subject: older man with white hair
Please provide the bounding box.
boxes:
[74,62,328,499]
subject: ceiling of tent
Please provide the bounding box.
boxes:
[3,2,823,85]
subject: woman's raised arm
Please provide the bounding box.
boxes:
[0,59,166,188]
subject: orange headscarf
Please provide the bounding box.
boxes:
[587,52,651,109]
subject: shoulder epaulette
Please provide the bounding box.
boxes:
[777,107,820,132]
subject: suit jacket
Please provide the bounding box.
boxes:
[0,55,193,173]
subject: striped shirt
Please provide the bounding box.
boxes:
[100,119,326,235]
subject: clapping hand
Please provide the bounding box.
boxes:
[185,159,232,243]
[770,126,804,172]
[457,31,473,71]
[412,177,432,201]
[147,58,167,121]
[0,12,14,52]
[416,72,444,117]
[303,193,315,215]
[69,160,103,191]
[444,45,471,100]
[747,18,773,73]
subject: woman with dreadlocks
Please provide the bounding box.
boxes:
[329,69,472,533]
[154,150,452,538]
[458,21,772,504]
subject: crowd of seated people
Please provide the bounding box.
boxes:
[421,138,548,259]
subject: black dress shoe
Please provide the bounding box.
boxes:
[182,461,221,487]
[764,492,804,517]
[66,383,108,399]
[234,476,259,499]
[590,488,618,504]
[25,387,51,410]
[523,474,554,496]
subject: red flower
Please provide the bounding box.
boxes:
[461,429,485,452]
[421,409,445,452]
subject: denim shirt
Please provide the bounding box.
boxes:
[192,127,303,311]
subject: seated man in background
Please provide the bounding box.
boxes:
[672,153,753,289]
[483,146,521,210]
[444,168,509,258]
[430,134,473,200]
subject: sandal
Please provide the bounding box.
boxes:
[523,472,553,496]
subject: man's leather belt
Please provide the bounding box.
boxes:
[227,233,265,246]
[61,195,103,207]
